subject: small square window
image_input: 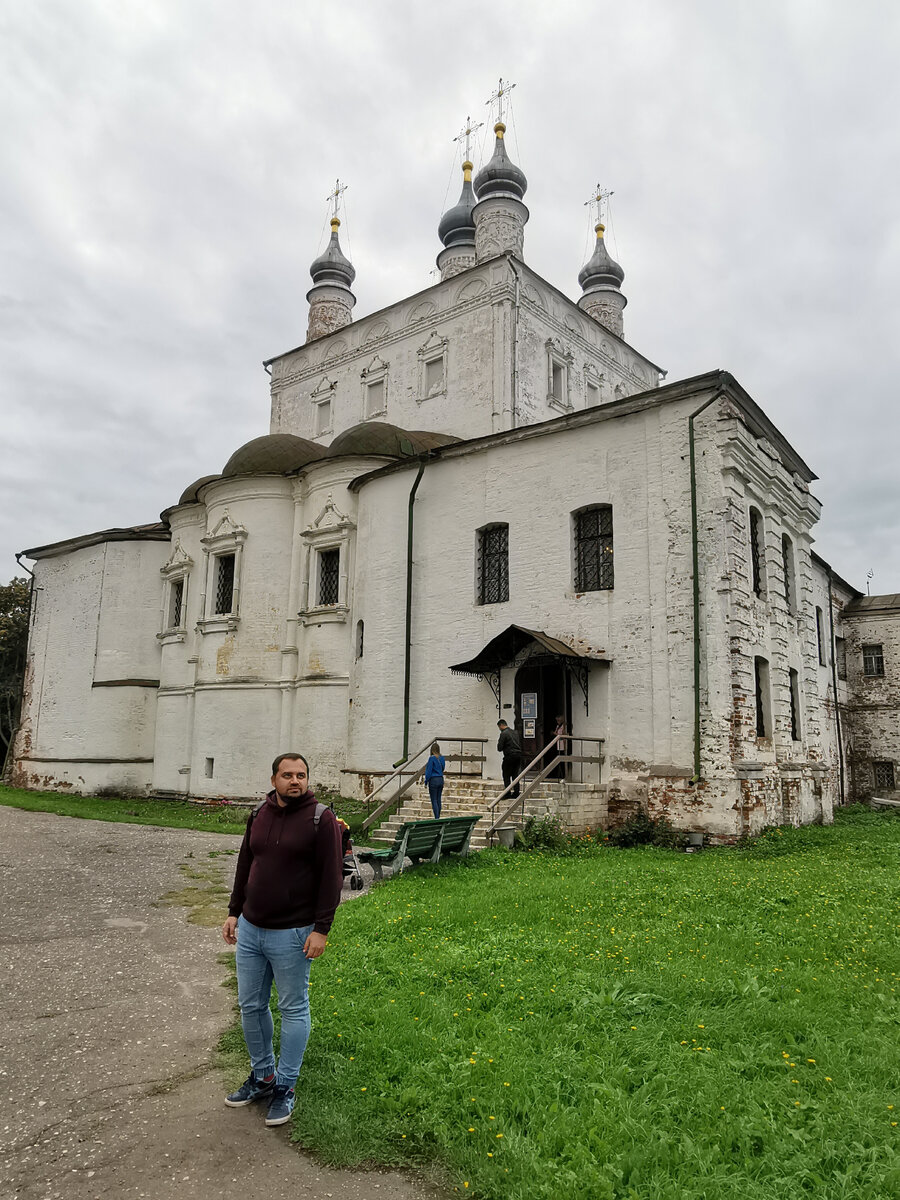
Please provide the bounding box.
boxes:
[873,761,895,792]
[863,644,885,677]
[315,397,332,436]
[424,357,444,396]
[318,548,340,606]
[365,378,385,417]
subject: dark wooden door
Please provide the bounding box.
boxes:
[514,660,569,771]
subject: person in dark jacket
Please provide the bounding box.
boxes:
[221,753,342,1127]
[424,741,446,818]
[497,719,524,798]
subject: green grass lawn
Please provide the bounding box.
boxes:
[0,782,370,836]
[266,807,898,1200]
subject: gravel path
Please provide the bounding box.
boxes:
[0,806,440,1200]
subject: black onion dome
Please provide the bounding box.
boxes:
[578,224,625,290]
[222,434,327,477]
[326,422,460,458]
[178,475,221,505]
[309,219,356,288]
[473,123,527,201]
[438,164,477,248]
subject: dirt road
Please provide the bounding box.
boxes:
[0,806,440,1200]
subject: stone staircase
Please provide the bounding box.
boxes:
[362,776,562,851]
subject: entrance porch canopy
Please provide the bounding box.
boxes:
[449,625,610,713]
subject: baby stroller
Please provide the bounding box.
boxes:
[336,814,364,891]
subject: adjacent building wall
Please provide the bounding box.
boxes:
[13,537,167,795]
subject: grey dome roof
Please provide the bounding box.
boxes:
[578,224,625,290]
[178,474,221,505]
[222,435,327,477]
[326,422,460,458]
[474,123,527,201]
[438,164,477,248]
[309,219,356,289]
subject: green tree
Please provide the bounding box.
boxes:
[0,577,30,766]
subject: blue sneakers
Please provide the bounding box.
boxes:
[224,1073,276,1107]
[265,1085,295,1127]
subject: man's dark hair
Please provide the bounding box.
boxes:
[497,720,507,728]
[271,752,310,777]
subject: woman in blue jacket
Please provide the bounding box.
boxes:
[424,741,445,819]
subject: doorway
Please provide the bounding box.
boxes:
[514,658,569,772]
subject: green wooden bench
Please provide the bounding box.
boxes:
[357,815,481,880]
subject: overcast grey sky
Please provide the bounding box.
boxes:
[2,0,898,592]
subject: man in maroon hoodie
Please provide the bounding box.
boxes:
[221,753,343,1127]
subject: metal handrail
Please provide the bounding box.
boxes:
[486,736,604,814]
[486,736,604,836]
[361,736,488,833]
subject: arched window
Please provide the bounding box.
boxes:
[573,505,614,592]
[476,524,509,605]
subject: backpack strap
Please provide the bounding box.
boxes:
[248,799,327,831]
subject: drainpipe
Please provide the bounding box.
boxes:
[688,382,728,784]
[395,460,426,768]
[825,565,846,805]
[508,256,521,429]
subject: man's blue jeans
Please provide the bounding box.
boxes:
[235,916,314,1089]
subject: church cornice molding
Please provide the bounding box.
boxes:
[272,277,512,393]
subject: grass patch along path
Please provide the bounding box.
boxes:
[293,807,899,1199]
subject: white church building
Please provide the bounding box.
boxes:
[12,121,898,841]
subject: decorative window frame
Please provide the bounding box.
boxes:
[360,355,389,420]
[158,540,194,643]
[417,331,448,402]
[310,374,337,438]
[299,493,355,625]
[198,511,248,633]
[545,339,574,413]
[583,364,604,408]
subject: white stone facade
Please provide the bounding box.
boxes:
[12,240,897,839]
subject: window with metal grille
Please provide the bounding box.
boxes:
[574,506,614,592]
[214,554,235,615]
[754,656,770,738]
[873,761,895,792]
[318,548,340,606]
[749,507,764,597]
[781,534,795,611]
[477,524,509,605]
[836,637,847,680]
[863,644,884,677]
[168,578,184,629]
[789,668,801,741]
